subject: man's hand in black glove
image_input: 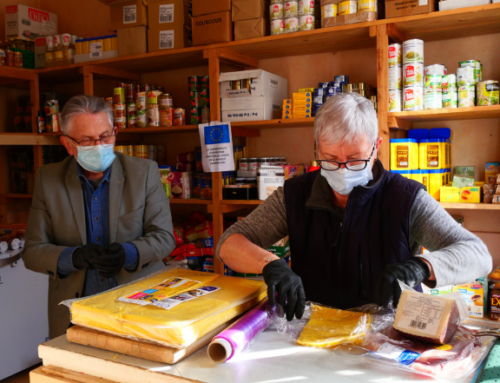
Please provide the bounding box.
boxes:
[263,259,306,321]
[374,258,431,308]
[92,243,126,278]
[72,243,106,270]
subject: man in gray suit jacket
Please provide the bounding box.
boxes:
[22,95,176,339]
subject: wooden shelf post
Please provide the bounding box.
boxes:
[376,24,390,169]
[81,66,94,96]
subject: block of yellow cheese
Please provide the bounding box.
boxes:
[297,304,370,348]
[68,269,267,349]
[393,289,460,345]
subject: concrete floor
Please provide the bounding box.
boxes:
[2,365,39,383]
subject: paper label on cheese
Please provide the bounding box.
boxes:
[117,277,219,310]
[376,343,420,365]
[396,294,447,336]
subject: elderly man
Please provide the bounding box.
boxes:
[218,93,492,321]
[23,95,175,338]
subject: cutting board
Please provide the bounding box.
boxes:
[67,323,231,365]
[31,366,119,383]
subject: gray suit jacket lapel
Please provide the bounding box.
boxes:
[65,158,86,245]
[109,157,125,244]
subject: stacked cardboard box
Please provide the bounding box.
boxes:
[192,0,233,46]
[148,0,191,52]
[232,0,268,41]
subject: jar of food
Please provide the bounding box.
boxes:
[62,33,71,49]
[239,158,249,172]
[46,36,54,52]
[259,158,271,167]
[248,158,259,173]
[173,108,185,126]
[54,50,64,60]
[53,35,62,50]
[14,51,23,68]
[45,51,54,63]
[159,94,173,109]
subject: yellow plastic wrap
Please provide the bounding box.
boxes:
[67,269,267,349]
[297,304,371,348]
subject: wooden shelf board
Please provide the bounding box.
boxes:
[0,193,33,199]
[390,3,500,42]
[170,198,211,205]
[440,202,500,210]
[232,118,315,129]
[388,105,500,122]
[222,200,262,205]
[0,133,61,145]
[0,66,36,82]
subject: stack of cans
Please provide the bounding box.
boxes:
[189,75,210,125]
[424,64,446,110]
[441,74,457,109]
[312,76,348,116]
[402,39,424,111]
[388,43,402,112]
[457,60,481,108]
[270,0,315,36]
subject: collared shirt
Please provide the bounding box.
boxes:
[57,162,139,297]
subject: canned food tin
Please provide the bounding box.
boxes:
[459,60,481,83]
[62,33,71,49]
[54,50,64,60]
[285,17,299,33]
[403,63,423,87]
[389,89,402,112]
[442,74,456,93]
[160,107,173,127]
[114,87,125,104]
[342,83,354,93]
[457,67,476,86]
[299,15,314,31]
[326,86,341,96]
[402,39,424,64]
[424,64,445,76]
[114,116,126,129]
[44,51,54,63]
[458,85,475,108]
[173,108,185,126]
[389,66,402,90]
[477,81,499,106]
[335,75,349,83]
[270,0,282,3]
[15,51,23,68]
[424,75,442,94]
[159,94,173,108]
[53,35,62,50]
[299,0,314,15]
[46,36,54,51]
[148,145,158,162]
[126,145,134,156]
[137,113,147,127]
[318,82,329,88]
[403,86,424,111]
[127,102,137,114]
[313,88,324,104]
[114,103,125,117]
[358,0,377,12]
[424,92,443,110]
[114,146,127,155]
[388,43,401,67]
[147,106,160,127]
[128,113,137,128]
[285,1,298,17]
[321,4,337,18]
[442,91,458,109]
[338,0,357,15]
[270,3,284,19]
[134,145,150,159]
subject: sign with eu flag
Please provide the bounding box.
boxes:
[198,122,235,172]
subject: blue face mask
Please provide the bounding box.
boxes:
[321,165,373,195]
[76,144,116,173]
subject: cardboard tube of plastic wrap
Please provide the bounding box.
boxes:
[208,299,271,362]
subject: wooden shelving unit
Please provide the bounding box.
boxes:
[1,3,500,273]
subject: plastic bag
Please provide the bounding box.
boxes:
[60,269,266,349]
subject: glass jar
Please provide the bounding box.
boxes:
[239,158,249,172]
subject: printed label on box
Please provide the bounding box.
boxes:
[159,4,174,23]
[159,30,174,49]
[397,294,446,336]
[123,5,137,24]
[418,0,428,5]
[89,42,102,58]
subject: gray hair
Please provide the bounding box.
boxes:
[314,93,378,145]
[60,95,113,135]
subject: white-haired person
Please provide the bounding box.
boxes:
[217,92,492,321]
[22,95,175,339]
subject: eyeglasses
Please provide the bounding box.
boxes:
[65,130,116,151]
[317,144,376,171]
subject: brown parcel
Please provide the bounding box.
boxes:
[192,0,232,16]
[110,0,148,31]
[232,0,267,22]
[193,11,233,46]
[385,0,435,19]
[322,12,377,27]
[117,26,147,56]
[235,18,268,40]
[148,0,189,51]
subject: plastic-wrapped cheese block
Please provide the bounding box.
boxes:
[67,269,267,349]
[393,290,460,345]
[297,304,371,348]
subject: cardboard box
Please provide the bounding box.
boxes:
[221,104,283,122]
[439,0,489,11]
[221,96,283,111]
[110,0,148,31]
[385,0,435,19]
[234,18,267,40]
[5,4,58,40]
[232,0,266,21]
[322,11,377,27]
[34,37,46,69]
[453,283,484,318]
[192,11,232,46]
[117,26,148,56]
[192,0,231,16]
[219,69,288,99]
[74,50,118,63]
[148,0,189,50]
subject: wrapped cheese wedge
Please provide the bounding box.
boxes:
[297,304,371,348]
[63,269,267,349]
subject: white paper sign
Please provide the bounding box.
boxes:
[198,122,235,173]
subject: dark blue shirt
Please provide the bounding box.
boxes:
[57,163,138,297]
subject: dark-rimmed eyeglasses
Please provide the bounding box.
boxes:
[317,144,376,171]
[65,130,116,151]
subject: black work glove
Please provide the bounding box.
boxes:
[92,242,126,278]
[72,243,106,270]
[263,259,306,321]
[374,258,431,308]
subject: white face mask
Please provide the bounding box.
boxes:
[320,144,376,195]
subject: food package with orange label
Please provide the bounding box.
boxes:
[62,269,266,349]
[440,185,481,203]
[452,283,484,318]
[485,161,499,184]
